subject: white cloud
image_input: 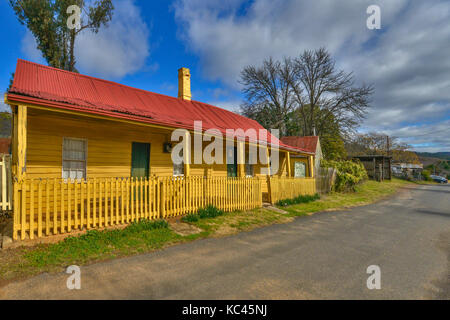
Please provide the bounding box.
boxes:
[174,0,450,152]
[207,99,242,113]
[20,0,150,79]
[0,100,10,112]
[386,120,450,153]
[174,0,407,86]
[75,0,150,78]
[20,31,46,65]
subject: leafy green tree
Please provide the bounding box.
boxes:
[286,105,347,160]
[9,0,114,72]
[422,169,432,181]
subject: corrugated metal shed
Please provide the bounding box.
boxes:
[7,59,312,154]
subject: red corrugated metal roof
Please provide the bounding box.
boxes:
[280,136,319,153]
[7,59,312,154]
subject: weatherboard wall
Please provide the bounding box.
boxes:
[24,108,290,183]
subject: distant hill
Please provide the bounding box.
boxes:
[416,152,450,160]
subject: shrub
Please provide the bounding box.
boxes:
[276,193,320,207]
[181,205,224,222]
[321,159,368,192]
[422,169,432,181]
[198,205,224,218]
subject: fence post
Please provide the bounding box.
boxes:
[160,178,165,219]
[1,155,6,210]
[266,175,271,204]
[12,180,19,240]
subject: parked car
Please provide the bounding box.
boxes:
[430,175,448,184]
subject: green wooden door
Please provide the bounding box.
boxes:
[227,146,238,177]
[131,142,150,178]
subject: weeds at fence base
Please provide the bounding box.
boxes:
[276,194,320,207]
[181,205,224,223]
[23,219,176,269]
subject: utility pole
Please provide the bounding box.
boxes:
[386,136,390,156]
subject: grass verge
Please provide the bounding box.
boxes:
[282,178,412,216]
[0,178,413,284]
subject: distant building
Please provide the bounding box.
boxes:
[392,162,423,179]
[280,136,322,178]
[351,155,392,181]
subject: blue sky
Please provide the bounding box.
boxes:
[0,0,241,108]
[1,0,449,152]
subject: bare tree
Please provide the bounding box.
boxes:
[240,57,297,136]
[240,48,373,141]
[292,48,373,137]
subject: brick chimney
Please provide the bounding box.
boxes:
[178,67,191,101]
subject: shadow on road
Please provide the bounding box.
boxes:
[414,185,450,195]
[415,209,450,219]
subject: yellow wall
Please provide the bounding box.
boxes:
[24,108,294,181]
[26,108,175,179]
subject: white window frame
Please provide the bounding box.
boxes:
[294,161,306,178]
[173,149,185,177]
[62,137,87,180]
[173,162,184,177]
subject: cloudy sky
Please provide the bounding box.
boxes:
[0,0,449,152]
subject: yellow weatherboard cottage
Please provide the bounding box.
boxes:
[5,59,316,240]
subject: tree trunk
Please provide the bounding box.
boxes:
[69,29,76,72]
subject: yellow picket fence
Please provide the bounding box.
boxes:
[160,176,262,218]
[13,176,263,240]
[268,177,316,204]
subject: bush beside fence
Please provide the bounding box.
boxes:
[321,160,368,192]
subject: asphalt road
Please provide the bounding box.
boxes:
[1,183,449,299]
